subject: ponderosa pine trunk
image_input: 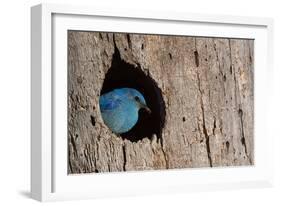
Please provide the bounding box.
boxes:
[68,31,254,174]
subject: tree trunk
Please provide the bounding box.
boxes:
[67,31,254,174]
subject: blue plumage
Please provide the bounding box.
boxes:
[99,88,151,134]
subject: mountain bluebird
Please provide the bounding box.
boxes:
[99,88,151,134]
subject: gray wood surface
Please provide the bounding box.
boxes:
[67,31,254,174]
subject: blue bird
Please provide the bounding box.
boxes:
[99,88,151,134]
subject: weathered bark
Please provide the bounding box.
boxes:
[67,31,254,174]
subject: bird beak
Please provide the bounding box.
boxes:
[138,102,151,114]
[143,105,151,114]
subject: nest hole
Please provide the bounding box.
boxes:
[100,45,166,142]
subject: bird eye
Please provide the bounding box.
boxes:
[134,96,140,102]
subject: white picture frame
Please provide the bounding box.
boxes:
[31,3,274,202]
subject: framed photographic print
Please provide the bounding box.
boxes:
[31,3,274,201]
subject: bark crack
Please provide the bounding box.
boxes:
[212,117,216,136]
[159,138,169,169]
[122,143,127,171]
[238,108,252,164]
[213,40,226,97]
[229,40,238,105]
[68,149,74,173]
[194,50,199,67]
[70,134,78,158]
[126,34,132,49]
[93,143,98,172]
[197,72,213,167]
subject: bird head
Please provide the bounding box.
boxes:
[129,89,151,114]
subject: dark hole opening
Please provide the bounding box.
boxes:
[100,45,166,142]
